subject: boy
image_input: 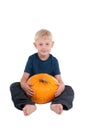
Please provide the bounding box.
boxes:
[10,29,74,116]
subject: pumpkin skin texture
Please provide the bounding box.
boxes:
[27,73,59,104]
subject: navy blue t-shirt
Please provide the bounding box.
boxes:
[24,53,61,77]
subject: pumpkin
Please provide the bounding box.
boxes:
[27,73,59,104]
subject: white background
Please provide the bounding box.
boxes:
[0,0,86,129]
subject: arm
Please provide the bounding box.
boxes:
[20,72,34,96]
[55,75,65,97]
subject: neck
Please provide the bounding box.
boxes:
[38,53,50,61]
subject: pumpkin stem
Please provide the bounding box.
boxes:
[39,78,48,83]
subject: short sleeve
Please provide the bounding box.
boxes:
[24,56,32,74]
[52,57,61,76]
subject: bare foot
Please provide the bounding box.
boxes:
[50,104,63,114]
[23,104,36,116]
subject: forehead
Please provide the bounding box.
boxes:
[36,37,52,43]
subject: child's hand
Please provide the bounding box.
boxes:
[26,83,34,96]
[55,82,65,97]
[21,82,34,97]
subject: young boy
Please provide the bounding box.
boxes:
[10,29,74,116]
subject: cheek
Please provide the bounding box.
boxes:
[35,45,41,49]
[48,46,52,50]
[37,47,42,51]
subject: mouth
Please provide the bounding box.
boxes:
[41,50,48,53]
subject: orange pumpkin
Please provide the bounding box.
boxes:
[27,73,59,104]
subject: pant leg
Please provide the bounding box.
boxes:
[51,85,74,110]
[10,82,35,110]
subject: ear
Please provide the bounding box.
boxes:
[52,41,54,47]
[33,42,37,48]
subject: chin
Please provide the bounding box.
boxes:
[41,53,49,56]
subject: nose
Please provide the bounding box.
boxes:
[42,45,47,51]
[42,44,47,49]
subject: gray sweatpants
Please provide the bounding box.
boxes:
[10,82,74,110]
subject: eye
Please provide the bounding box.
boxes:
[46,43,49,45]
[39,43,43,46]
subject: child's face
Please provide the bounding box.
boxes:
[34,37,54,57]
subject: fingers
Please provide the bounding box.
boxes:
[27,91,34,96]
[27,82,33,86]
[26,86,34,96]
[55,91,58,97]
[56,82,60,86]
[55,91,60,97]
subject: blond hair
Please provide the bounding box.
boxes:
[34,29,53,41]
